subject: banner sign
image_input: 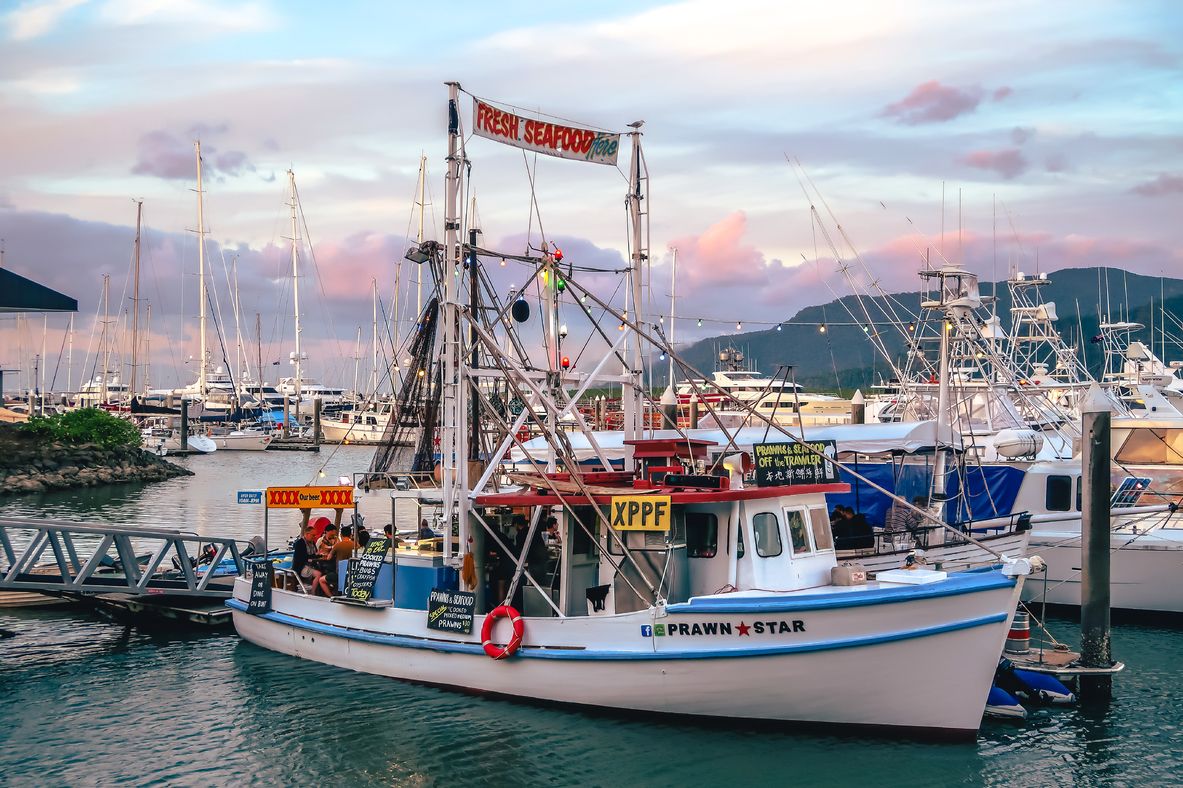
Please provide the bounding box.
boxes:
[427,588,476,634]
[266,485,354,509]
[237,490,263,505]
[752,441,840,486]
[344,537,391,603]
[610,495,672,531]
[247,560,273,615]
[473,99,621,166]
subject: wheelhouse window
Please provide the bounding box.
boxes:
[808,506,834,551]
[752,513,783,557]
[1045,475,1072,512]
[686,512,718,558]
[784,509,810,554]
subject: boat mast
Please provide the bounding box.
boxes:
[195,142,209,397]
[66,313,73,395]
[143,303,152,393]
[669,246,677,386]
[623,122,646,460]
[231,254,247,395]
[440,81,467,564]
[100,274,110,404]
[255,312,262,398]
[287,169,303,420]
[416,153,427,317]
[370,278,379,396]
[130,200,142,398]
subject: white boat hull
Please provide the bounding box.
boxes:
[845,530,1030,575]
[232,570,1023,737]
[210,432,272,451]
[1024,527,1183,614]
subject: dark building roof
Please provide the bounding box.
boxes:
[0,268,78,313]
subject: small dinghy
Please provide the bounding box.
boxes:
[995,658,1076,705]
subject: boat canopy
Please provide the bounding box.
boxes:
[508,420,957,467]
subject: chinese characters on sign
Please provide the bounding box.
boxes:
[752,441,840,486]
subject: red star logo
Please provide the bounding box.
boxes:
[736,621,751,636]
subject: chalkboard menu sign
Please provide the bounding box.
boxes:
[753,440,840,486]
[344,537,391,603]
[427,588,476,634]
[247,561,273,614]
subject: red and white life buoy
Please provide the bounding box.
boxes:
[481,604,524,659]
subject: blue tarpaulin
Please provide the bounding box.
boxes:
[825,461,1026,527]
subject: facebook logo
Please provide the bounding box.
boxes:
[640,625,653,638]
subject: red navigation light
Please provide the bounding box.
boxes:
[553,248,564,262]
[560,356,571,370]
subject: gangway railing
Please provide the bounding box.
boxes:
[0,517,244,598]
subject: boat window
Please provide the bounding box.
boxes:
[1076,476,1082,512]
[686,512,718,558]
[808,506,834,551]
[571,506,600,558]
[752,513,782,557]
[1114,428,1183,465]
[1045,475,1073,512]
[784,509,811,554]
[736,519,745,558]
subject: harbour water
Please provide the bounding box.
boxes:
[2,449,1183,786]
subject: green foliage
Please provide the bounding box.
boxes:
[18,408,142,450]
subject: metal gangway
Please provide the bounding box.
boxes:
[0,517,245,598]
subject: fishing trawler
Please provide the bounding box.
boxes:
[230,85,1037,739]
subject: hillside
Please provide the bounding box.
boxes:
[678,267,1183,394]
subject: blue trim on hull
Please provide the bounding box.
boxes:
[227,599,1007,661]
[668,569,1015,615]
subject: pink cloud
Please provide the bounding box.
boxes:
[960,148,1029,179]
[666,212,773,289]
[1132,173,1183,197]
[993,86,1013,101]
[881,81,985,124]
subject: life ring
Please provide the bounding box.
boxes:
[481,605,524,660]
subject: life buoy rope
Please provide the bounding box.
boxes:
[481,604,524,659]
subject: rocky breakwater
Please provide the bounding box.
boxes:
[0,421,192,495]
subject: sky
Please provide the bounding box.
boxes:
[1,0,1181,393]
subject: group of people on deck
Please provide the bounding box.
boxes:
[292,521,369,596]
[830,496,929,551]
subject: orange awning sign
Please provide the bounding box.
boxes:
[266,486,354,509]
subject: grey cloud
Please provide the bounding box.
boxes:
[1132,174,1183,197]
[881,81,985,125]
[130,128,255,182]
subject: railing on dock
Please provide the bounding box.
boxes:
[0,517,244,598]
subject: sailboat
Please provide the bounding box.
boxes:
[231,85,1038,739]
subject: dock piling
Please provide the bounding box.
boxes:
[313,397,322,446]
[179,399,189,449]
[850,389,865,425]
[282,395,290,438]
[1080,385,1113,701]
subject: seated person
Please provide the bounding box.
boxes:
[292,524,325,595]
[316,524,340,557]
[418,519,435,541]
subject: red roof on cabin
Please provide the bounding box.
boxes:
[623,437,718,459]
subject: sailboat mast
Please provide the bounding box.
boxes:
[255,312,263,398]
[352,326,362,399]
[231,254,246,390]
[66,314,73,394]
[100,274,110,404]
[370,278,378,396]
[144,303,152,392]
[195,142,209,396]
[130,200,142,397]
[288,170,303,416]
